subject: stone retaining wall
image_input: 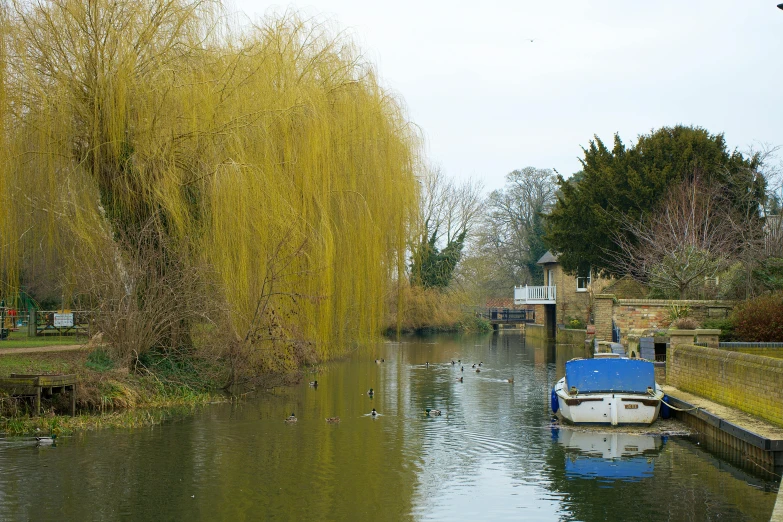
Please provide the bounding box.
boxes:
[525,323,548,341]
[667,344,783,427]
[556,327,587,346]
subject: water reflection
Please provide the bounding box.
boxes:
[0,332,775,521]
[555,430,663,482]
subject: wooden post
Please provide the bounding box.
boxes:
[71,384,76,417]
[27,308,36,337]
[35,387,41,417]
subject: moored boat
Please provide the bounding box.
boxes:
[552,357,663,425]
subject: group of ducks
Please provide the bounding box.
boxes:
[431,359,514,383]
[285,413,351,424]
[287,356,513,424]
[285,385,380,424]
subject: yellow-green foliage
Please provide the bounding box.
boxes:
[385,283,472,332]
[0,4,16,297]
[1,1,419,371]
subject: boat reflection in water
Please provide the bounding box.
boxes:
[555,429,665,482]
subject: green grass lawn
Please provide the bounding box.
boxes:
[0,330,86,348]
[0,352,81,374]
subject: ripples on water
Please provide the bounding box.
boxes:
[0,332,778,521]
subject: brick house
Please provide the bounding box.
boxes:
[514,251,610,338]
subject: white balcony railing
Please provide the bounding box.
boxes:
[514,285,556,304]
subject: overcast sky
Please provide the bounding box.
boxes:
[232,1,783,193]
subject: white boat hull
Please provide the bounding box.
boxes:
[557,430,663,458]
[554,377,663,426]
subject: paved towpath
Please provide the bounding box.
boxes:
[773,491,783,521]
[0,345,87,355]
[662,384,783,522]
[661,385,783,440]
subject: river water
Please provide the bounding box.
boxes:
[0,333,778,521]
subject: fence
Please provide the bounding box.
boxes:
[0,308,93,338]
[33,310,93,337]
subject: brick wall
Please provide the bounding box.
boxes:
[593,294,614,340]
[544,264,612,326]
[614,299,734,333]
[533,304,545,325]
[552,265,588,325]
[486,298,522,309]
[667,344,783,427]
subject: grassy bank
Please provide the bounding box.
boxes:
[0,399,216,436]
[0,348,223,436]
[0,330,85,348]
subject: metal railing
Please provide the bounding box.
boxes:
[481,308,536,323]
[719,342,783,348]
[695,341,783,348]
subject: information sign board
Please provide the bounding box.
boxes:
[53,313,74,328]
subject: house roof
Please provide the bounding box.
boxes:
[601,275,649,299]
[536,251,559,265]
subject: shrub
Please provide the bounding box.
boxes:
[383,283,471,333]
[667,303,691,322]
[732,292,783,342]
[567,317,586,329]
[671,317,699,330]
[85,349,114,372]
[702,318,738,342]
[457,316,492,333]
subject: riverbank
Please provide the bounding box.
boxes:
[383,314,492,336]
[382,284,493,335]
[0,348,225,436]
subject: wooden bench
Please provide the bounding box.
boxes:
[0,374,77,416]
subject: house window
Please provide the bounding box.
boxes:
[576,267,591,292]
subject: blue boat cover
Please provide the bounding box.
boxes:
[566,457,654,481]
[565,359,655,394]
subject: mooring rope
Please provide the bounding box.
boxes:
[743,454,782,478]
[661,398,700,412]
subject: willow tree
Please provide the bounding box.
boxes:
[0,3,15,299]
[2,0,419,377]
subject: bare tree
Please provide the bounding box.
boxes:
[474,167,557,285]
[410,165,484,288]
[612,176,755,299]
[417,165,484,245]
[746,143,782,217]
